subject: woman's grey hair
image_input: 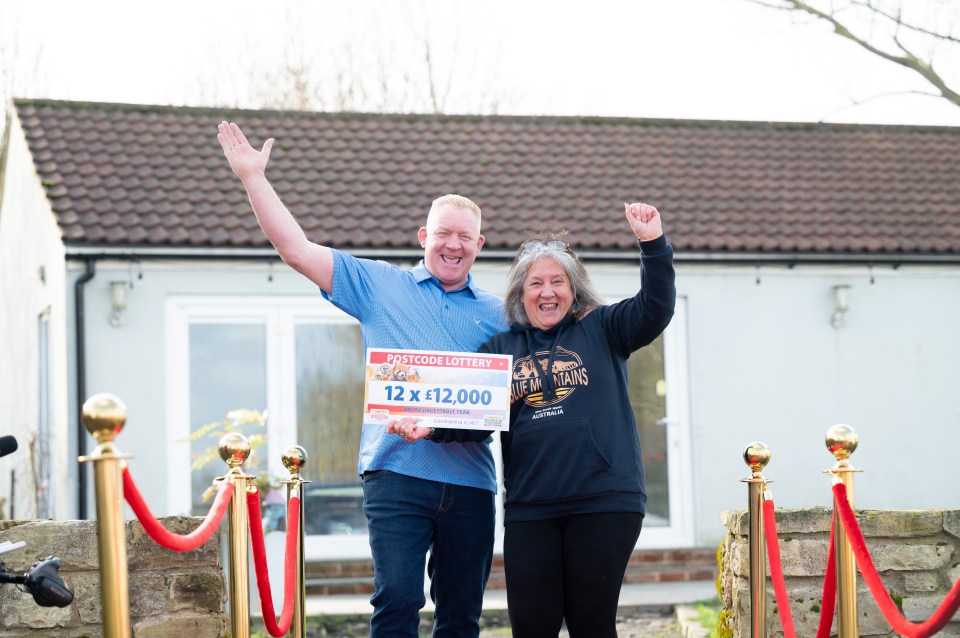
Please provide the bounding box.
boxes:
[503,231,605,326]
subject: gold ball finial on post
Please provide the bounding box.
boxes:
[218,432,251,468]
[824,422,861,638]
[280,444,310,637]
[217,431,253,637]
[741,440,772,636]
[743,441,771,478]
[825,424,858,463]
[78,393,132,636]
[282,445,308,476]
[82,393,127,443]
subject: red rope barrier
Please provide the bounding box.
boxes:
[122,466,234,552]
[763,499,796,638]
[761,498,837,638]
[815,517,836,638]
[248,489,300,637]
[833,482,960,638]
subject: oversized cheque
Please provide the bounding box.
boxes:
[363,348,512,431]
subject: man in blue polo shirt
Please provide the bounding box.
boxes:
[218,121,507,638]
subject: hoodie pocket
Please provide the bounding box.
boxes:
[506,419,613,504]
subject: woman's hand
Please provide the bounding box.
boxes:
[386,417,432,442]
[624,202,663,241]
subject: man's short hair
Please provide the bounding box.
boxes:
[431,194,482,223]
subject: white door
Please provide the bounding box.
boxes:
[629,297,693,548]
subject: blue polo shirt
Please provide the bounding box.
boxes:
[321,249,507,492]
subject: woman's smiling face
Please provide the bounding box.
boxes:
[522,258,573,330]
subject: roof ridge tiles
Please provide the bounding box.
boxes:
[14,97,960,134]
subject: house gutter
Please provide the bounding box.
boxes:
[74,258,96,520]
[65,245,960,267]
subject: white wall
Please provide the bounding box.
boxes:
[0,112,71,520]
[677,263,960,546]
[65,254,960,549]
[71,259,328,516]
[70,258,501,518]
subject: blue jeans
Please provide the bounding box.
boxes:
[362,470,495,638]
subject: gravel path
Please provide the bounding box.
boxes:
[265,604,686,637]
[477,605,682,638]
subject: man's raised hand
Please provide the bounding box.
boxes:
[217,121,274,181]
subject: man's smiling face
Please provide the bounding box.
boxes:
[418,203,485,291]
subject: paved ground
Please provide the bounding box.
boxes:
[477,605,684,637]
[274,605,684,637]
[303,580,716,616]
[272,580,716,637]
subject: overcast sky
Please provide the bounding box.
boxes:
[2,0,959,126]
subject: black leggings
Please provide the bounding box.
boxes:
[503,511,643,638]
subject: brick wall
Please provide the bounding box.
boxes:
[720,507,960,637]
[304,548,717,595]
[0,518,225,637]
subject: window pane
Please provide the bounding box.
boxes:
[628,335,669,526]
[295,322,366,535]
[189,323,267,514]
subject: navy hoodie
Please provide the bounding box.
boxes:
[434,235,676,523]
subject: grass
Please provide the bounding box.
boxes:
[692,597,721,638]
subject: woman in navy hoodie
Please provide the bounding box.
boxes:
[391,202,676,638]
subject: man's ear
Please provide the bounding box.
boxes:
[418,227,428,247]
[476,234,485,251]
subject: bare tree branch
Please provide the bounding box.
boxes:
[847,0,960,44]
[750,0,960,107]
[423,37,441,114]
[0,6,45,178]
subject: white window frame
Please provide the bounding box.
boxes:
[165,293,693,555]
[165,295,371,559]
[635,296,694,548]
[604,294,693,549]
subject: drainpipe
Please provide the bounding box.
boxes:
[74,258,96,519]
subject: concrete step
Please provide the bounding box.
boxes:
[298,580,720,617]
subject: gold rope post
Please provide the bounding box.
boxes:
[79,393,132,638]
[218,432,254,638]
[825,424,861,638]
[741,441,771,638]
[281,445,309,638]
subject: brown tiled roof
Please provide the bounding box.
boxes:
[14,99,960,262]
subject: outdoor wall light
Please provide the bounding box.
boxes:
[831,285,850,329]
[109,281,127,328]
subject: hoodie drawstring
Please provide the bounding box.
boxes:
[523,324,567,400]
